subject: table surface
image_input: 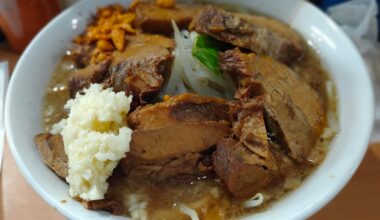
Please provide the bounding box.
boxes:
[1,43,380,220]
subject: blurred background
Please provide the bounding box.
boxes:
[0,0,379,219]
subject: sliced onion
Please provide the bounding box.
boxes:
[177,79,187,94]
[181,53,224,97]
[167,21,234,99]
[165,49,182,95]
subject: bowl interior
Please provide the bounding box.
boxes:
[5,0,374,219]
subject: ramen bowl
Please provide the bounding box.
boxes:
[5,0,374,219]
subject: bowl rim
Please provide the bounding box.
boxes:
[5,0,375,219]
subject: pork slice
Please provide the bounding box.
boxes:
[106,34,175,106]
[128,93,239,130]
[70,44,95,68]
[69,59,111,97]
[127,93,238,161]
[134,3,202,35]
[219,49,325,162]
[239,13,304,51]
[213,98,277,198]
[233,98,277,169]
[122,153,212,180]
[34,133,68,179]
[190,6,304,63]
[130,121,231,161]
[213,139,274,198]
[82,199,123,215]
[35,134,124,214]
[269,142,296,178]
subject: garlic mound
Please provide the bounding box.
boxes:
[51,84,132,201]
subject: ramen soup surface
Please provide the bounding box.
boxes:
[37,1,337,219]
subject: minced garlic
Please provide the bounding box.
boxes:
[51,84,132,201]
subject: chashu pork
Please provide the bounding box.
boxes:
[106,34,175,106]
[128,93,240,129]
[35,133,68,179]
[69,34,175,107]
[219,48,325,162]
[127,93,239,161]
[213,97,278,198]
[34,133,124,215]
[133,3,202,35]
[69,58,111,97]
[130,121,231,161]
[122,152,213,180]
[190,6,304,64]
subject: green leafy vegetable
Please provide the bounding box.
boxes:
[192,34,223,76]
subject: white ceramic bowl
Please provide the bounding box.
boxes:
[5,0,374,219]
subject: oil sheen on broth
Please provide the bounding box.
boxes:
[43,46,334,219]
[42,15,336,220]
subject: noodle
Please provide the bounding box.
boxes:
[243,193,264,208]
[178,203,200,220]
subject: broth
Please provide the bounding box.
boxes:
[42,45,335,219]
[41,4,337,219]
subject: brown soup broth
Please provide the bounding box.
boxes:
[42,12,336,220]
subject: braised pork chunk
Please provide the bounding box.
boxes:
[35,133,125,215]
[106,34,175,106]
[130,121,231,161]
[82,199,124,215]
[122,152,212,180]
[128,93,237,161]
[128,93,240,129]
[69,59,111,97]
[219,48,325,162]
[134,3,201,35]
[69,34,175,106]
[213,97,278,198]
[191,6,304,63]
[34,133,68,179]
